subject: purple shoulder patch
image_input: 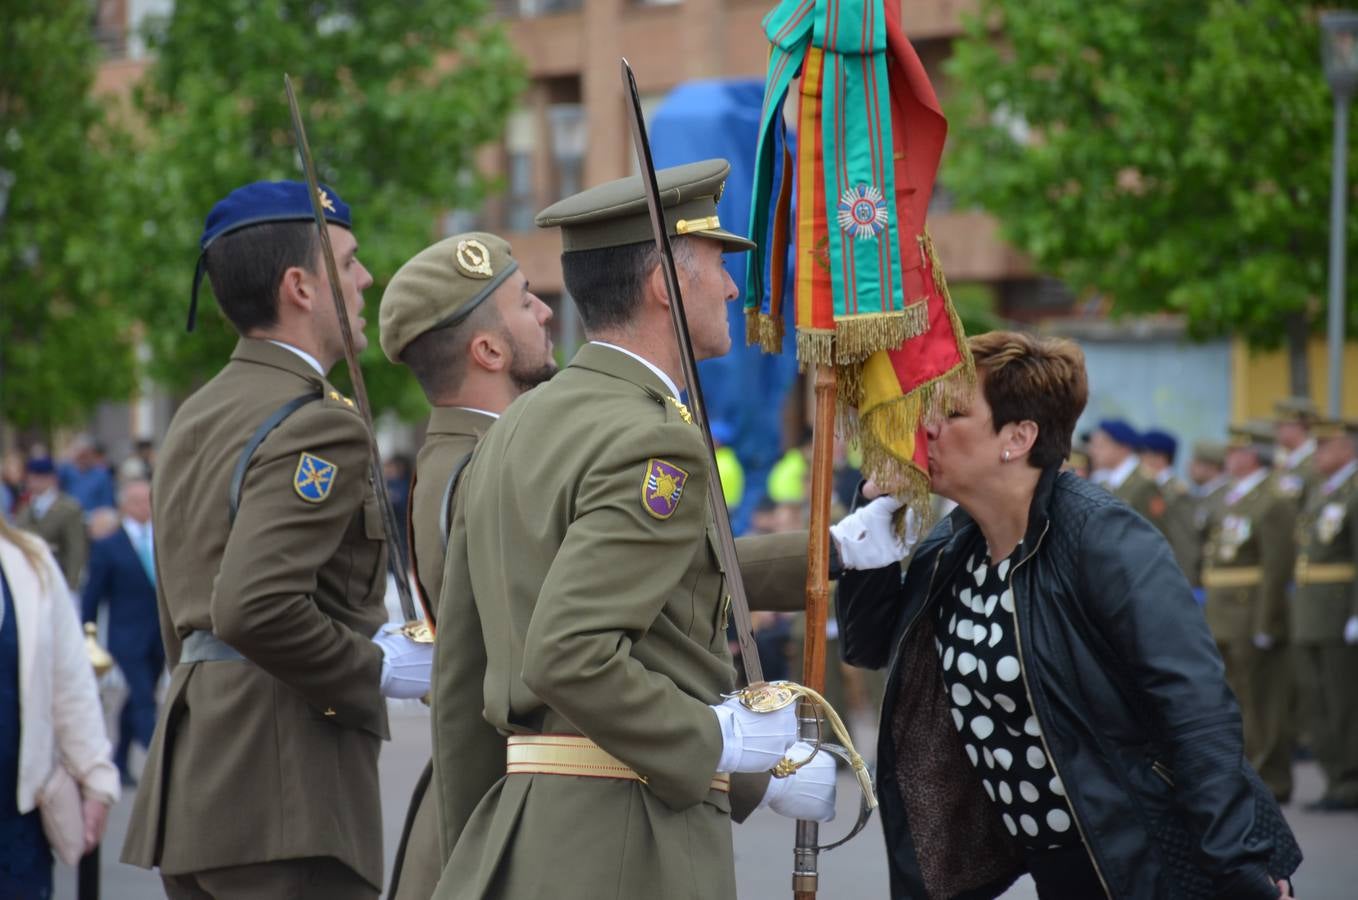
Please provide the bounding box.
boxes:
[642,458,690,520]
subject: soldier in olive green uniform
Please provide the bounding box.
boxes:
[378,232,556,899]
[1089,419,1177,544]
[433,161,830,900]
[122,182,432,898]
[1139,428,1201,582]
[1187,441,1230,593]
[1291,418,1358,811]
[16,457,88,589]
[1275,397,1320,503]
[1202,423,1297,801]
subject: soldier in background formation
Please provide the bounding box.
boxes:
[1081,404,1358,811]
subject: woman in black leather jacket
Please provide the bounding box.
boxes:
[834,332,1299,899]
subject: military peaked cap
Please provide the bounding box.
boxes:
[189,180,353,332]
[1274,396,1319,425]
[535,159,756,253]
[379,232,519,363]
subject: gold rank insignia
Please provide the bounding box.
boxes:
[328,389,355,408]
[318,188,336,213]
[294,452,337,503]
[667,395,693,425]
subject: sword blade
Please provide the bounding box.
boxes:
[619,59,763,686]
[283,74,420,624]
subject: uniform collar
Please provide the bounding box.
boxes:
[1281,439,1315,471]
[426,406,497,437]
[1103,454,1140,490]
[266,340,325,375]
[230,338,329,386]
[570,342,679,400]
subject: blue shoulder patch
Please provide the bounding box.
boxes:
[294,452,338,503]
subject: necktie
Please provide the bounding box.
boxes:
[137,526,156,587]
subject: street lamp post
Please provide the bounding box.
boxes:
[1321,11,1358,417]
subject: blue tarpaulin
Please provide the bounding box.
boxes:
[649,80,800,533]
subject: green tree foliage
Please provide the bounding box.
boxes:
[114,0,524,417]
[944,1,1349,352]
[0,0,138,432]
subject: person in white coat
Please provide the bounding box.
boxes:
[0,517,119,897]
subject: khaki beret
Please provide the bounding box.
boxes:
[1226,420,1275,451]
[1273,396,1318,424]
[535,158,756,253]
[1312,417,1358,440]
[1191,441,1227,466]
[379,232,518,363]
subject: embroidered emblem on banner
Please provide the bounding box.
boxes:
[294,452,338,503]
[837,183,889,240]
[643,458,689,520]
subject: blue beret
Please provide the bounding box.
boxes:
[26,457,55,476]
[189,180,352,331]
[1139,428,1177,460]
[1097,419,1140,448]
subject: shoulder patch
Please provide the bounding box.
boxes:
[642,458,689,520]
[294,452,338,503]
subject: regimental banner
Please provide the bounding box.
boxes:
[747,0,973,513]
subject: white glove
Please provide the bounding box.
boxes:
[1344,616,1358,646]
[759,741,838,823]
[1252,632,1274,651]
[711,696,798,774]
[372,625,434,699]
[829,497,919,570]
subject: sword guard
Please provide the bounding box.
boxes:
[398,619,435,644]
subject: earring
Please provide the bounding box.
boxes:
[1003,450,1010,462]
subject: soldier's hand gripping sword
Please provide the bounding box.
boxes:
[283,74,431,643]
[619,59,875,895]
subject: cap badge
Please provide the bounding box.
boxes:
[642,458,689,520]
[294,452,337,503]
[675,216,721,236]
[838,183,888,240]
[318,188,336,213]
[456,239,494,279]
[667,395,693,425]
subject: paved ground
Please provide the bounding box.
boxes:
[61,705,1358,899]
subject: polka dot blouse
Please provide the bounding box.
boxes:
[933,545,1078,849]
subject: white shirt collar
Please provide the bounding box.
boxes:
[1104,454,1141,490]
[268,340,326,376]
[1282,439,1316,471]
[123,518,152,542]
[590,341,682,399]
[453,407,500,420]
[1322,459,1358,497]
[1196,473,1230,498]
[1226,467,1270,505]
[1152,468,1174,487]
[31,488,57,518]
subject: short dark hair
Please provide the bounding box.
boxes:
[204,221,318,334]
[968,331,1088,469]
[560,237,696,334]
[398,299,502,400]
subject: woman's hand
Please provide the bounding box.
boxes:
[1276,878,1293,898]
[82,796,109,853]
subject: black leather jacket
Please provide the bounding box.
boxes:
[838,467,1299,899]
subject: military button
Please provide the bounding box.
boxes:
[324,707,337,717]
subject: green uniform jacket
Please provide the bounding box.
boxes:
[1203,473,1297,644]
[1276,450,1319,507]
[1190,480,1231,589]
[398,406,498,900]
[16,493,87,589]
[432,344,805,900]
[1157,475,1201,583]
[121,339,390,889]
[1290,466,1358,644]
[1111,466,1165,525]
